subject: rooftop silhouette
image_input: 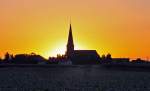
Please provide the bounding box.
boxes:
[0,23,149,66]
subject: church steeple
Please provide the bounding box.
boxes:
[68,24,74,46]
[66,23,74,58]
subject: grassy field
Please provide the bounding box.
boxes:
[0,65,150,91]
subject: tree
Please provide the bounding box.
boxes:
[101,54,106,60]
[106,53,112,60]
[4,52,11,62]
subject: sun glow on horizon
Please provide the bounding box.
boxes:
[0,0,150,59]
[44,42,86,58]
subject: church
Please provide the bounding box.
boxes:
[65,24,100,65]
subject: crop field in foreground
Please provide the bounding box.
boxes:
[0,65,150,91]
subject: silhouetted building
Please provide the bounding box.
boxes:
[65,24,100,64]
[132,58,147,63]
[66,24,74,58]
[12,53,46,64]
[112,58,130,63]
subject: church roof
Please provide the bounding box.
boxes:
[74,50,97,53]
[72,50,100,64]
[74,50,99,56]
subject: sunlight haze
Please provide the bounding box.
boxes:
[0,0,150,59]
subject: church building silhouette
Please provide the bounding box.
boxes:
[65,24,100,64]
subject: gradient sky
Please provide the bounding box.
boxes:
[0,0,150,59]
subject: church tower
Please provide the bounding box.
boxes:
[66,23,74,58]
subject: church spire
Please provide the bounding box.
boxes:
[66,23,74,57]
[68,23,74,45]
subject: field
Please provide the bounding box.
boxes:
[0,65,150,91]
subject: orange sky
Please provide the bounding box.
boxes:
[0,0,150,59]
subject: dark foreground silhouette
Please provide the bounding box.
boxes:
[0,65,149,91]
[0,53,150,91]
[1,52,150,70]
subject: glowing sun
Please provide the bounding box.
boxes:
[45,42,85,58]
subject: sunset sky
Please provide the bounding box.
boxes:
[0,0,150,59]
